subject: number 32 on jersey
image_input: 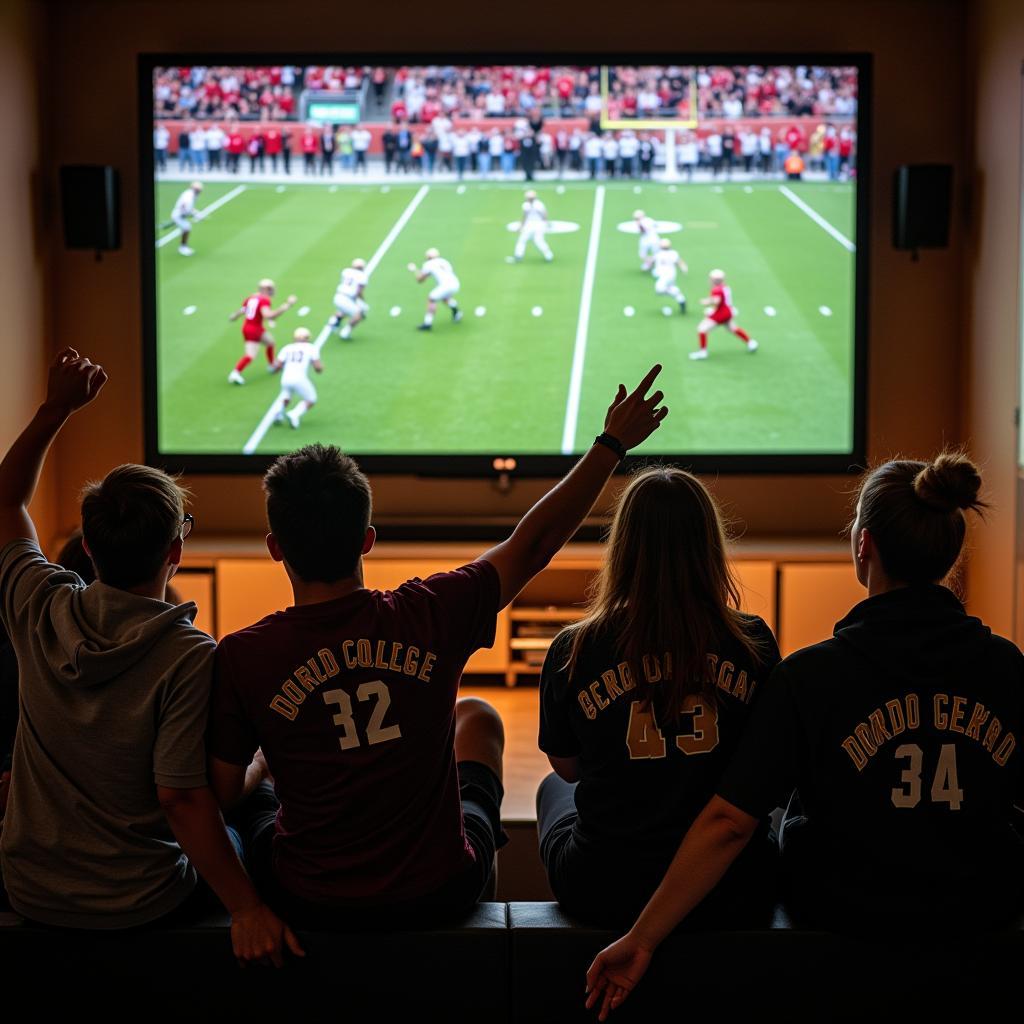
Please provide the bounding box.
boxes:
[625,696,720,759]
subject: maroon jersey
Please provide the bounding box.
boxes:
[208,560,500,907]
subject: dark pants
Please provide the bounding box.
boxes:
[239,764,506,928]
[537,772,777,930]
[778,795,1024,931]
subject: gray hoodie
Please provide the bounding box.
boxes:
[0,539,215,928]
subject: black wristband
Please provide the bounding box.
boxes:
[594,432,627,461]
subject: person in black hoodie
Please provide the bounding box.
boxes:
[585,450,1024,1020]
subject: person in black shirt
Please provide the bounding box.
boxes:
[586,451,1024,1020]
[281,132,292,176]
[721,129,736,180]
[638,134,654,179]
[395,124,412,173]
[519,132,539,182]
[537,467,780,929]
[382,129,397,174]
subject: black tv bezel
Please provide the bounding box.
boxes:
[140,51,871,478]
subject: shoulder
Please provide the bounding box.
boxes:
[1,538,86,599]
[217,609,287,656]
[395,559,499,605]
[167,619,217,669]
[776,635,844,679]
[734,612,776,648]
[982,629,1024,670]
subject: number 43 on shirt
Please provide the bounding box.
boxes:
[625,696,720,759]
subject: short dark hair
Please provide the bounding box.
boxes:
[856,450,986,586]
[263,444,372,583]
[81,465,188,588]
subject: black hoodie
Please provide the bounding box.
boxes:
[718,584,1024,927]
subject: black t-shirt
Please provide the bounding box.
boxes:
[540,614,780,862]
[718,585,1024,925]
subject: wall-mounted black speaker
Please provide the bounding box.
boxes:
[59,165,120,251]
[893,164,952,252]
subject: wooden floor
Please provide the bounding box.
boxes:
[460,683,549,822]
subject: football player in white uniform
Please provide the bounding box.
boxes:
[514,189,554,262]
[171,181,203,256]
[271,327,323,429]
[652,238,688,314]
[329,258,370,340]
[634,209,660,272]
[408,247,462,331]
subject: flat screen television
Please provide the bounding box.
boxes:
[141,53,870,476]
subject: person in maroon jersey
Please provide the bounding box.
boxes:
[227,279,297,385]
[206,367,669,926]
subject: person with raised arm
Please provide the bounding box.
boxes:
[0,349,300,967]
[585,452,1024,1020]
[207,367,667,926]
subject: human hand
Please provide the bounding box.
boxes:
[584,932,655,1021]
[231,902,305,968]
[286,295,297,305]
[44,348,108,416]
[251,748,271,782]
[602,365,667,451]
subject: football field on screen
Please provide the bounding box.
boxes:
[155,178,855,457]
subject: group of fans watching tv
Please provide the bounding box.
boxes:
[1,349,1011,1014]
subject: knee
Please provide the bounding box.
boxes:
[456,696,505,746]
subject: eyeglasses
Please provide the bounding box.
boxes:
[181,513,195,541]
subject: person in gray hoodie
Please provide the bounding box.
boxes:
[0,347,301,967]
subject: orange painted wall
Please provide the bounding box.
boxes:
[33,1,967,564]
[964,0,1024,635]
[0,0,55,543]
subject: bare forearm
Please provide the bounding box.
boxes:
[629,811,755,949]
[510,443,618,570]
[163,790,261,915]
[0,403,68,511]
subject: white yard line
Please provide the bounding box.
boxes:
[778,185,856,252]
[560,185,605,455]
[241,185,430,455]
[241,321,333,454]
[156,184,247,248]
[364,184,429,275]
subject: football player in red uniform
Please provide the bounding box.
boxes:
[227,278,297,384]
[689,270,758,361]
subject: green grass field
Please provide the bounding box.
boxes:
[155,178,855,457]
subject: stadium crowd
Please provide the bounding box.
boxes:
[153,65,858,124]
[154,119,857,182]
[391,64,858,122]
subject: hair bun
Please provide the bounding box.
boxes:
[913,451,983,513]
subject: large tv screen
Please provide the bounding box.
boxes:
[141,54,869,475]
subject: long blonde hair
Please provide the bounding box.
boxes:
[565,467,766,719]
